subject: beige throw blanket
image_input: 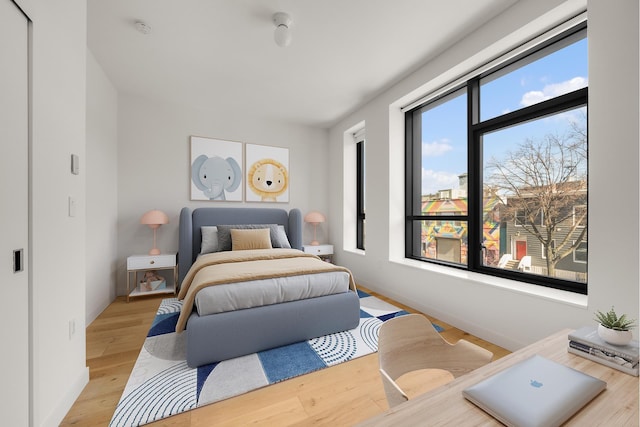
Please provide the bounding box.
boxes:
[176,248,357,333]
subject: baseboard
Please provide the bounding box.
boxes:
[370,285,525,352]
[41,366,89,427]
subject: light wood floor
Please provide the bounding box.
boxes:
[61,286,510,426]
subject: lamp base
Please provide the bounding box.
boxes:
[310,241,320,246]
[149,248,161,255]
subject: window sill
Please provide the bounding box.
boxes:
[390,257,588,309]
[343,248,365,257]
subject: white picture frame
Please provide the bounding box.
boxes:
[190,136,243,201]
[245,144,290,203]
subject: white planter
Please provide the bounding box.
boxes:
[597,323,633,346]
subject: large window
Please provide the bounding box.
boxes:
[405,24,588,293]
[356,137,366,250]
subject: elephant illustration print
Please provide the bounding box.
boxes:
[190,136,243,201]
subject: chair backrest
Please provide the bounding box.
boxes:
[378,314,493,407]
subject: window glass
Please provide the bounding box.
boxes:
[420,220,468,266]
[480,37,587,121]
[418,90,468,215]
[482,106,587,283]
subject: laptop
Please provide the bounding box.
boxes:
[462,355,606,427]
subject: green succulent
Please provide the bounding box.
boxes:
[594,307,637,331]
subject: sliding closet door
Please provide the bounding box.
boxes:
[0,0,30,424]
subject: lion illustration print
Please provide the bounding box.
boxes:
[247,158,289,202]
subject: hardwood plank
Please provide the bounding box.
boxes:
[61,286,510,426]
[194,397,309,427]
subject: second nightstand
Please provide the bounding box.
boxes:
[126,253,177,302]
[303,244,333,263]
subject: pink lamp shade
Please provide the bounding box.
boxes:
[140,210,169,255]
[304,211,325,246]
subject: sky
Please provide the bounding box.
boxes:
[421,37,588,195]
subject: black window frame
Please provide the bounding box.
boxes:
[405,23,588,294]
[356,139,366,250]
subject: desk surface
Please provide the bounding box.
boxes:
[359,329,639,426]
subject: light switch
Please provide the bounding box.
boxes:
[69,196,76,217]
[71,154,79,175]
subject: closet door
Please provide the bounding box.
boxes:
[0,0,30,424]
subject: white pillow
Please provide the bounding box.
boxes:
[201,226,219,254]
[276,225,291,248]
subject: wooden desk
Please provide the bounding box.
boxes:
[358,329,639,426]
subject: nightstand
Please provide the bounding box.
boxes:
[303,244,334,263]
[126,253,177,302]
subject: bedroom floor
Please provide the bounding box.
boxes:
[61,286,510,426]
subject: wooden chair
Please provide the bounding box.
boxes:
[377,313,494,408]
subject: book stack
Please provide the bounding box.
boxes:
[568,326,639,376]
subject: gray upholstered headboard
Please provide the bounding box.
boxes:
[178,207,303,285]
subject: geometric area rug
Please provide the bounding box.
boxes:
[109,290,443,427]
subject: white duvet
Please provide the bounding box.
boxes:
[193,270,351,316]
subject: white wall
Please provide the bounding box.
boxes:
[14,0,90,425]
[116,94,330,295]
[86,50,119,324]
[329,0,639,351]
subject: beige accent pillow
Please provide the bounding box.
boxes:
[231,228,273,251]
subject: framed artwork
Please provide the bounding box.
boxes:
[245,143,290,203]
[190,136,243,201]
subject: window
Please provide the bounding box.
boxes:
[574,240,587,263]
[405,23,588,294]
[574,205,587,227]
[406,89,468,266]
[356,137,366,250]
[541,240,555,259]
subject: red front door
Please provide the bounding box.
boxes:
[515,240,527,260]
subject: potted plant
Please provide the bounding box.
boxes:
[594,306,637,346]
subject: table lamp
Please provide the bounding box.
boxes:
[140,209,169,255]
[304,211,325,246]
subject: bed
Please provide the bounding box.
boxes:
[178,206,361,368]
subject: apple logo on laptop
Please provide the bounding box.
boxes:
[530,380,543,388]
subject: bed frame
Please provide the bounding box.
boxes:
[178,207,361,368]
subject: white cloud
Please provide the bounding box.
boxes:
[520,77,588,107]
[422,139,453,157]
[422,169,459,195]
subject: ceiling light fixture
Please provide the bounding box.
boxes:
[135,21,152,35]
[272,12,292,47]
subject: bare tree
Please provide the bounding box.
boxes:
[486,115,587,277]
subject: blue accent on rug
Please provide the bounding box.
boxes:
[258,341,326,383]
[359,308,373,318]
[196,363,217,401]
[356,289,371,298]
[377,310,409,322]
[147,312,179,337]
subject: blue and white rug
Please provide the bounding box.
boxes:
[109,290,442,427]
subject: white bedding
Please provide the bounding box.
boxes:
[194,270,350,316]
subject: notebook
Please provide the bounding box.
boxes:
[462,355,606,427]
